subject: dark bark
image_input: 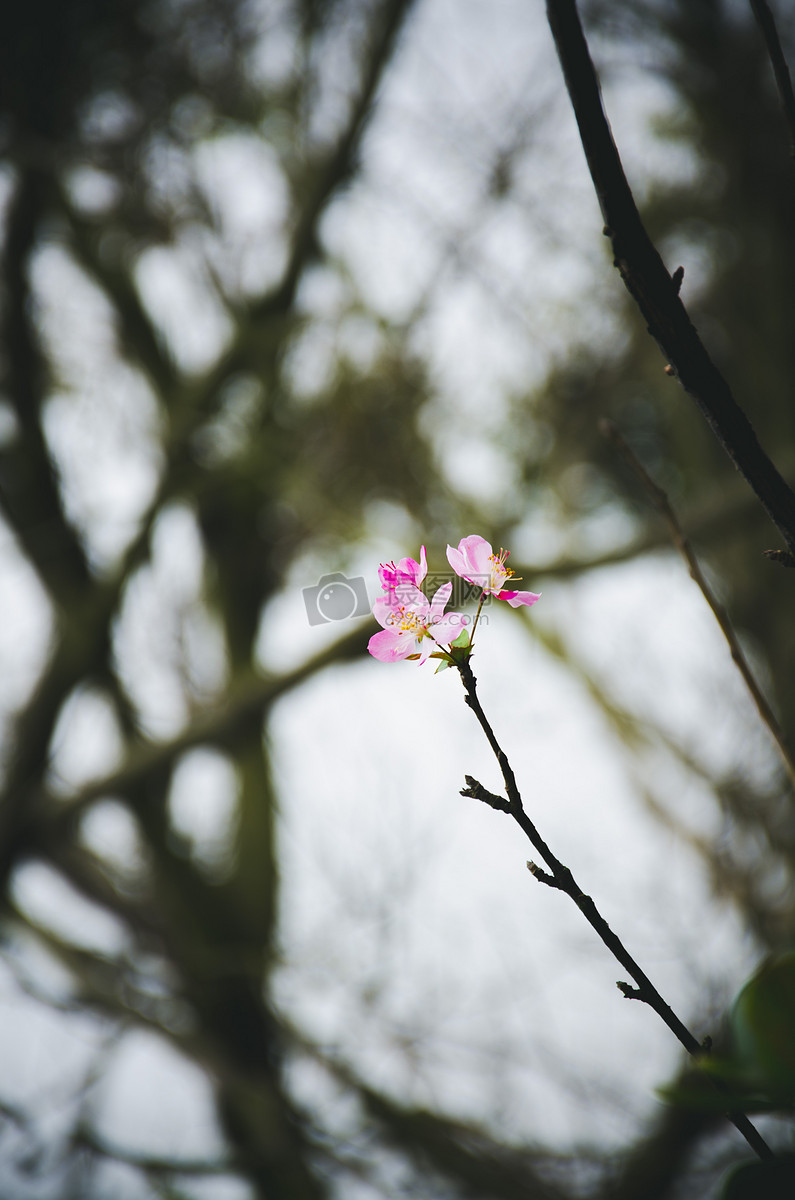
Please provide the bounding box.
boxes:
[546,0,795,557]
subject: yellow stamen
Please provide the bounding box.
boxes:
[386,605,428,636]
[488,548,521,583]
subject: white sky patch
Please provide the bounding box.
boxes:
[0,955,105,1104]
[168,749,239,876]
[79,800,149,883]
[194,132,290,297]
[93,1028,228,1161]
[11,860,129,958]
[44,379,162,569]
[435,434,521,507]
[46,687,123,795]
[113,503,227,738]
[134,241,233,375]
[64,164,122,214]
[0,520,53,717]
[33,243,164,568]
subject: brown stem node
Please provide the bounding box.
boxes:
[460,776,511,813]
[526,861,560,888]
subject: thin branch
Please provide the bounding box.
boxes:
[0,167,92,599]
[749,0,795,159]
[601,418,795,790]
[253,0,417,322]
[455,657,773,1161]
[33,618,373,847]
[639,781,793,948]
[524,605,795,923]
[73,1129,233,1177]
[285,1023,577,1200]
[545,0,795,557]
[64,192,179,396]
[521,459,795,582]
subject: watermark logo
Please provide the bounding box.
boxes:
[303,571,494,626]
[426,574,490,606]
[303,573,371,625]
[380,574,490,609]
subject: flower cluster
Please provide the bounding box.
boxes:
[368,545,466,664]
[368,535,540,664]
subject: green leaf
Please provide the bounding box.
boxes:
[728,950,795,1104]
[660,951,795,1114]
[720,1156,795,1199]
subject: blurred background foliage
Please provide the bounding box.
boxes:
[0,0,794,1196]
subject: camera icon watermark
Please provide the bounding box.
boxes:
[303,573,371,626]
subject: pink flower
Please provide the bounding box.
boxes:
[368,580,468,663]
[378,546,427,604]
[446,535,541,608]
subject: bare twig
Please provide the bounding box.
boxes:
[601,417,795,790]
[545,0,795,557]
[455,657,773,1161]
[460,774,510,812]
[749,0,795,159]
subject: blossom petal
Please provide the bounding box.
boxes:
[430,611,469,646]
[392,578,428,610]
[368,628,418,662]
[447,535,494,585]
[497,589,541,608]
[380,545,427,592]
[415,640,435,664]
[372,595,398,629]
[375,583,428,622]
[459,534,493,574]
[429,580,452,623]
[445,542,468,578]
[447,535,488,576]
[396,545,427,585]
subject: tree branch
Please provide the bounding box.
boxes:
[0,167,92,598]
[601,417,795,789]
[33,619,374,845]
[545,0,795,556]
[455,658,773,1161]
